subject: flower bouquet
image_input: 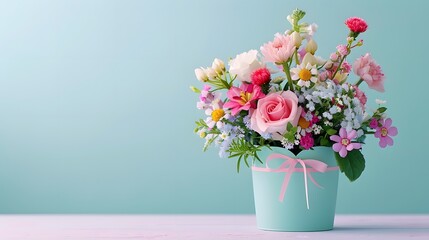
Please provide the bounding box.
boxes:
[191,9,397,231]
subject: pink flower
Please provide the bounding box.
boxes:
[223,83,265,116]
[250,91,302,140]
[375,118,398,148]
[251,68,271,85]
[353,53,385,92]
[353,86,367,108]
[310,114,320,125]
[342,61,352,73]
[369,118,379,129]
[199,85,211,102]
[197,85,220,110]
[336,44,349,56]
[330,128,361,158]
[318,71,329,81]
[300,133,314,150]
[330,53,339,61]
[298,48,307,60]
[260,33,295,64]
[345,17,368,33]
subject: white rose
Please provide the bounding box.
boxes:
[194,68,208,82]
[211,58,225,74]
[229,50,265,83]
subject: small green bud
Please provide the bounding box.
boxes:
[190,85,201,93]
[356,39,363,46]
[292,9,306,22]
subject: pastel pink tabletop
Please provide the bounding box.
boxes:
[0,215,428,240]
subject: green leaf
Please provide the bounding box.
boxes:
[335,149,365,182]
[254,153,263,164]
[236,156,242,173]
[320,138,329,146]
[378,107,387,113]
[244,155,250,168]
[287,122,294,131]
[327,128,337,135]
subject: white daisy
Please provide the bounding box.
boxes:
[205,99,230,129]
[290,63,318,87]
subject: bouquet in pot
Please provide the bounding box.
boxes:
[191,9,397,181]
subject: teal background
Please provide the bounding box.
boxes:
[0,0,426,213]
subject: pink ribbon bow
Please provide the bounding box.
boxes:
[251,153,339,209]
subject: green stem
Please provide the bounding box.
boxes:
[282,62,294,92]
[331,55,345,80]
[215,76,230,89]
[355,78,363,87]
[331,43,352,80]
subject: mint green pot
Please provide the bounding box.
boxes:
[252,146,339,232]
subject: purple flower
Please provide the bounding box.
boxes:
[375,118,398,148]
[330,128,361,158]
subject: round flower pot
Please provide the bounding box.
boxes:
[252,146,339,232]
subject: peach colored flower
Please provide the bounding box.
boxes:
[250,91,301,140]
[260,33,295,64]
[353,53,385,92]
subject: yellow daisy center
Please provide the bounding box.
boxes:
[298,69,312,81]
[211,109,225,122]
[298,117,310,129]
[381,127,388,137]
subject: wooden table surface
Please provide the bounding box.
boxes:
[0,215,428,239]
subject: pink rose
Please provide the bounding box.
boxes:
[353,53,385,92]
[250,91,302,140]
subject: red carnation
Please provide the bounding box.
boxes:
[251,68,271,85]
[345,17,368,33]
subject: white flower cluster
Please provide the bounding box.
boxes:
[296,80,364,133]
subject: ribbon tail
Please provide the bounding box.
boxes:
[303,165,310,209]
